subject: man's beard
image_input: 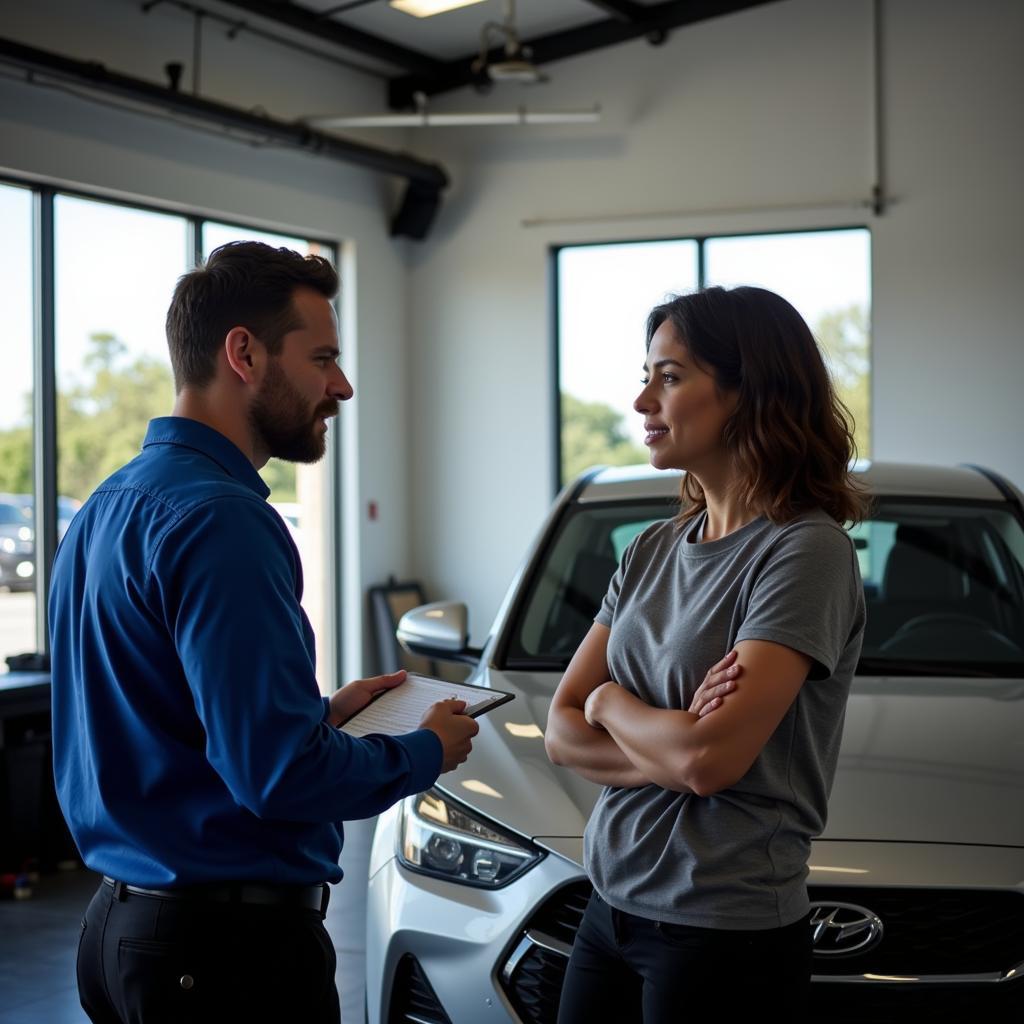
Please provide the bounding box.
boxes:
[249,358,337,464]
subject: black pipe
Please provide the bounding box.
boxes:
[0,36,449,192]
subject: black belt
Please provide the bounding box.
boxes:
[102,876,330,916]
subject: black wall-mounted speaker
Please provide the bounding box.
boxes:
[391,181,443,240]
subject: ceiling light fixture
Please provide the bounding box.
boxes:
[472,0,545,84]
[304,0,602,129]
[307,88,600,128]
[307,105,601,128]
[389,0,488,18]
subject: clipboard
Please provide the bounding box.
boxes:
[338,672,515,738]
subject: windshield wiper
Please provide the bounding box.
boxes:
[857,656,1024,678]
[502,656,570,672]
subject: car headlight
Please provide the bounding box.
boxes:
[1,538,14,553]
[397,787,542,888]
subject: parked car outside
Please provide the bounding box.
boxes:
[0,494,81,591]
[365,462,1024,1024]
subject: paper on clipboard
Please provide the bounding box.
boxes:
[338,672,514,738]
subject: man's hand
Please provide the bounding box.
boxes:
[419,700,480,773]
[328,670,407,728]
[688,650,741,718]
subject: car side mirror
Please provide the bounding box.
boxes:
[396,601,484,665]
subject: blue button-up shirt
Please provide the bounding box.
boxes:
[49,417,441,886]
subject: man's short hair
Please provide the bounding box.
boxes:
[166,241,339,391]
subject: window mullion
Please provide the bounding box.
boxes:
[188,217,203,268]
[32,188,57,654]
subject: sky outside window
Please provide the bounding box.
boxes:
[705,229,872,457]
[704,229,871,336]
[558,240,699,482]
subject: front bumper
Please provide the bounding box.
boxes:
[367,816,1024,1024]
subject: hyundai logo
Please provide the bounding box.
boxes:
[809,902,884,956]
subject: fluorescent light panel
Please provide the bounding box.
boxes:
[389,0,488,17]
[309,108,601,127]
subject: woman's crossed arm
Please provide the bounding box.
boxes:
[580,636,812,797]
[544,623,741,790]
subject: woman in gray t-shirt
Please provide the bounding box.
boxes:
[546,286,866,1023]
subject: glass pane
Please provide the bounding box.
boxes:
[857,500,1024,676]
[558,240,699,485]
[55,196,185,507]
[202,223,338,694]
[705,229,872,458]
[508,500,677,666]
[203,221,310,255]
[0,184,36,671]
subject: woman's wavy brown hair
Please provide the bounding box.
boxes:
[646,286,869,526]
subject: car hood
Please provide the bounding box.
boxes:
[438,670,1024,850]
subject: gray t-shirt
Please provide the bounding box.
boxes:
[585,508,865,930]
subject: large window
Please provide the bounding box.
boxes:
[1,181,339,693]
[556,228,871,487]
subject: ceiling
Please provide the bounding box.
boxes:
[210,0,782,108]
[302,0,620,61]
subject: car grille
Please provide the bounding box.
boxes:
[808,885,1024,976]
[498,882,1024,1024]
[388,954,452,1024]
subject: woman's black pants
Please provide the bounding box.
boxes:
[557,891,812,1024]
[76,879,340,1023]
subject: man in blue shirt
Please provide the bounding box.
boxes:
[49,241,478,1023]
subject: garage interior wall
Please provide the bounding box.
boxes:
[406,0,1024,645]
[2,0,1022,663]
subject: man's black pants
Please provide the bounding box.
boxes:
[557,891,812,1024]
[77,880,340,1023]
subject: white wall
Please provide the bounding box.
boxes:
[872,0,1024,475]
[407,0,1024,644]
[0,0,415,679]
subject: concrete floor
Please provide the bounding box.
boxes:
[0,817,377,1023]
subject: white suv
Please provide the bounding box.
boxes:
[366,462,1024,1024]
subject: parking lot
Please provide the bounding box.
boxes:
[0,592,35,671]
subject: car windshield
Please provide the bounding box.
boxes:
[501,497,1024,678]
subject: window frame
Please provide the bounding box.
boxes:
[550,224,872,494]
[2,173,342,692]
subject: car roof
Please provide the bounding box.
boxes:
[574,461,1009,504]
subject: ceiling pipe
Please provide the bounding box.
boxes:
[0,36,449,239]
